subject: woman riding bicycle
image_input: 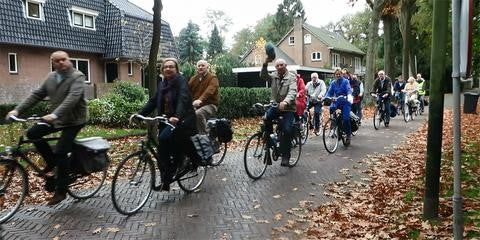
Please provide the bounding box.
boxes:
[403,77,419,107]
[324,68,354,146]
[135,58,196,191]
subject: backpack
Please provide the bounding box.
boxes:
[214,118,233,143]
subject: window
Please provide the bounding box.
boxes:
[289,36,295,45]
[332,53,340,68]
[304,34,311,44]
[354,57,361,72]
[25,0,45,20]
[8,53,18,74]
[128,61,133,76]
[69,6,98,30]
[71,58,90,83]
[311,52,322,61]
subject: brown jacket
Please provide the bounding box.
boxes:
[15,68,87,128]
[188,72,219,107]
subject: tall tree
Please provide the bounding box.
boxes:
[399,0,417,80]
[147,0,162,98]
[177,21,203,64]
[231,28,255,58]
[382,0,400,78]
[203,9,233,34]
[207,25,224,60]
[270,0,306,43]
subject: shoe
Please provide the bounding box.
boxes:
[280,156,290,167]
[43,164,55,175]
[161,183,170,191]
[314,128,320,135]
[345,137,351,146]
[47,192,66,205]
[385,122,389,127]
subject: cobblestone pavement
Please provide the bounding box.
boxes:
[1,113,427,240]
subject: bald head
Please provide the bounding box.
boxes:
[274,58,287,75]
[51,51,72,73]
[196,59,209,76]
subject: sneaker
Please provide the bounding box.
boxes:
[345,137,351,146]
[280,156,290,167]
[47,192,66,205]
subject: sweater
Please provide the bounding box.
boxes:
[188,72,219,107]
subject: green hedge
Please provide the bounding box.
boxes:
[218,87,270,119]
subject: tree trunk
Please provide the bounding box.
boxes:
[365,0,387,100]
[383,14,395,78]
[423,0,448,220]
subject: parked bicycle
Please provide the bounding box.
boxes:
[111,114,207,215]
[0,116,109,224]
[243,103,302,180]
[370,92,389,130]
[322,96,357,153]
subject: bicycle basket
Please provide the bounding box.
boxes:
[72,137,110,174]
[190,134,214,165]
[215,118,233,143]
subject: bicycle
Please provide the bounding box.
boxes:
[370,93,389,130]
[321,96,352,153]
[111,114,207,215]
[298,110,309,145]
[243,103,302,180]
[0,116,108,224]
[206,118,229,166]
[403,97,420,122]
[306,99,322,137]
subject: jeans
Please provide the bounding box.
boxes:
[329,99,352,137]
[377,96,391,123]
[265,107,295,158]
[307,100,322,130]
[418,95,425,111]
[395,92,405,106]
[27,123,84,194]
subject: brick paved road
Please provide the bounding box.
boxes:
[1,113,427,240]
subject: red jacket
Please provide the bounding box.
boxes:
[295,74,306,116]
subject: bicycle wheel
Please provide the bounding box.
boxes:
[373,108,381,130]
[322,119,339,153]
[300,117,309,145]
[111,151,154,215]
[177,161,207,193]
[210,140,227,167]
[403,103,410,122]
[244,132,268,180]
[67,159,108,199]
[0,159,28,224]
[288,132,302,167]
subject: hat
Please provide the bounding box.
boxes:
[265,42,276,60]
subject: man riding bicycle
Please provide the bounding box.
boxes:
[324,68,354,146]
[5,51,87,205]
[305,72,326,134]
[260,58,297,167]
[393,76,406,109]
[372,70,393,127]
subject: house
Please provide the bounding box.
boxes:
[0,0,178,104]
[233,17,365,87]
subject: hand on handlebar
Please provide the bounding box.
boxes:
[169,117,179,125]
[5,110,18,121]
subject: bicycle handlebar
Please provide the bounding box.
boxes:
[131,114,176,129]
[8,115,46,123]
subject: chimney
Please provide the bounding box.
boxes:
[293,16,304,65]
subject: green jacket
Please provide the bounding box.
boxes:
[417,80,425,95]
[15,68,88,128]
[260,63,297,112]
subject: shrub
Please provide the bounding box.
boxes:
[111,80,147,103]
[218,87,270,119]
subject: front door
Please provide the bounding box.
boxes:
[105,63,118,83]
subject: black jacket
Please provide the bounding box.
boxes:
[139,74,196,133]
[373,76,392,97]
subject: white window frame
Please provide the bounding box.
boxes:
[71,58,91,83]
[69,6,98,30]
[311,51,322,61]
[304,34,311,44]
[8,53,18,74]
[354,57,361,72]
[288,36,295,45]
[128,61,133,76]
[24,0,45,20]
[332,53,340,68]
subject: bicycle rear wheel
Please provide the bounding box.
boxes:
[0,159,27,224]
[210,141,227,166]
[177,161,207,193]
[111,151,154,215]
[322,119,339,153]
[373,108,381,130]
[244,132,268,180]
[300,117,309,145]
[67,159,108,199]
[288,132,302,167]
[403,103,410,122]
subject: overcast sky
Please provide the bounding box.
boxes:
[129,0,367,47]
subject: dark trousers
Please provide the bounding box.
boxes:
[377,96,391,123]
[329,99,352,137]
[27,123,84,193]
[265,107,295,158]
[307,100,322,130]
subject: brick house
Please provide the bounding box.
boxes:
[0,0,178,104]
[233,17,365,87]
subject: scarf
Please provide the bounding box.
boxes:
[159,74,178,117]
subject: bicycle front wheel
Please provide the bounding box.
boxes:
[244,132,268,180]
[210,141,227,166]
[0,159,28,224]
[300,117,309,145]
[403,104,410,122]
[67,158,108,199]
[288,132,302,167]
[322,119,339,153]
[111,151,154,215]
[177,161,207,193]
[373,108,381,130]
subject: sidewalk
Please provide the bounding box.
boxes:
[1,112,428,240]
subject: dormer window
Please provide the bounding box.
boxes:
[24,0,45,20]
[288,36,295,45]
[69,6,98,30]
[304,34,311,44]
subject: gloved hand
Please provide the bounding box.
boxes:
[347,94,353,104]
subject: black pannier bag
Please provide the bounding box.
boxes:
[350,111,360,132]
[390,104,397,118]
[190,134,214,166]
[214,118,233,143]
[72,137,110,174]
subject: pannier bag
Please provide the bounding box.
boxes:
[190,134,214,166]
[390,104,397,118]
[350,111,361,132]
[214,118,233,143]
[72,137,110,174]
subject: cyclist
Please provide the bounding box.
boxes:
[372,70,393,127]
[295,74,306,120]
[260,58,297,167]
[305,72,326,134]
[5,51,87,205]
[403,76,419,108]
[324,68,354,145]
[344,70,361,119]
[136,58,196,191]
[188,60,219,134]
[416,73,426,113]
[393,76,406,110]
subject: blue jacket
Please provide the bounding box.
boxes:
[326,77,352,98]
